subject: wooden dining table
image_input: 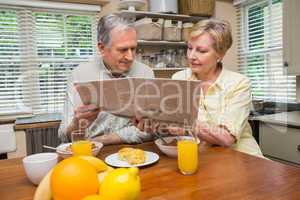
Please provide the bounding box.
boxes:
[1,142,300,200]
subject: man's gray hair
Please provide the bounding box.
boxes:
[97,14,135,46]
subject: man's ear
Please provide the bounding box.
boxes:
[97,42,105,55]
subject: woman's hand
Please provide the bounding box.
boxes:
[132,118,160,134]
[194,121,236,147]
[167,124,185,136]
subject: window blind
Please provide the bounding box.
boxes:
[0,7,97,115]
[236,0,296,102]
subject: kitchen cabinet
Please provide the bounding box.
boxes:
[283,0,300,75]
[257,111,300,165]
[118,10,207,78]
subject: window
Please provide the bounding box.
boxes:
[236,0,296,102]
[0,7,96,114]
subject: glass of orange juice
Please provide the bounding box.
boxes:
[177,136,198,175]
[71,130,92,156]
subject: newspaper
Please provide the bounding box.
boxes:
[75,78,201,126]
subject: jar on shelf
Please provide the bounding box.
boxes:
[177,49,187,67]
[149,54,157,68]
[155,53,165,68]
[136,49,143,62]
[142,55,150,67]
[182,22,194,41]
[166,49,176,68]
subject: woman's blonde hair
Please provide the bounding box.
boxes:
[190,19,232,55]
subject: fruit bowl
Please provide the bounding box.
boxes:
[155,136,200,157]
[56,141,103,158]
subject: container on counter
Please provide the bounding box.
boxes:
[163,20,182,41]
[182,22,194,41]
[149,0,178,13]
[135,17,164,40]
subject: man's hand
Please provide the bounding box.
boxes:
[66,104,100,136]
[75,104,100,129]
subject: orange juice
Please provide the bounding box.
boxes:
[177,139,198,175]
[71,140,92,156]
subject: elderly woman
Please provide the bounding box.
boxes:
[137,19,263,157]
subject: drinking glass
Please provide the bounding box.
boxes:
[177,137,198,175]
[71,130,92,156]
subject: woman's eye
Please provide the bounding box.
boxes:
[197,49,208,53]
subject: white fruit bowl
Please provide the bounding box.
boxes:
[23,152,58,185]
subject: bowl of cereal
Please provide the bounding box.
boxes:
[56,141,103,158]
[155,136,200,157]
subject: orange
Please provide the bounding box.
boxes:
[50,157,99,200]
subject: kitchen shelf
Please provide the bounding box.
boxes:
[119,10,206,22]
[138,40,186,47]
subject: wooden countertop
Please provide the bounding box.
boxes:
[255,111,300,127]
[14,113,61,131]
[1,142,300,200]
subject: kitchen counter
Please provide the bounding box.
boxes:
[254,111,300,128]
[256,111,300,165]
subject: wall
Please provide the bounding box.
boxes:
[215,0,238,72]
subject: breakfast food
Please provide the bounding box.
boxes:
[118,148,146,165]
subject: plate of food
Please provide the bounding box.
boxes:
[56,141,103,158]
[105,147,159,168]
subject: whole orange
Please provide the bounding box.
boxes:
[50,157,99,200]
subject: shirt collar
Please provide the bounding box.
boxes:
[188,67,227,91]
[213,67,227,91]
[98,56,129,78]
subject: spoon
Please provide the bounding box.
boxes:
[43,145,69,154]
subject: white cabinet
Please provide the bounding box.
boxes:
[259,122,300,165]
[283,0,300,75]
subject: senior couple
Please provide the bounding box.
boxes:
[59,14,262,157]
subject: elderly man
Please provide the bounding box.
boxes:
[58,14,154,145]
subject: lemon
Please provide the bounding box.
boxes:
[99,167,141,200]
[98,166,114,183]
[78,156,108,172]
[82,194,108,200]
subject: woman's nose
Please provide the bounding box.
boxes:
[188,49,196,60]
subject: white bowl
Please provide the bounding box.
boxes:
[56,141,103,159]
[22,152,58,185]
[155,136,200,158]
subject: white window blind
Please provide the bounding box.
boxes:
[236,0,296,102]
[0,7,97,115]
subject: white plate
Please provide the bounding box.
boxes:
[105,151,159,168]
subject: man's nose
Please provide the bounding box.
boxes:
[125,49,134,61]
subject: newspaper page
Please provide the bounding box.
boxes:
[75,78,201,126]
